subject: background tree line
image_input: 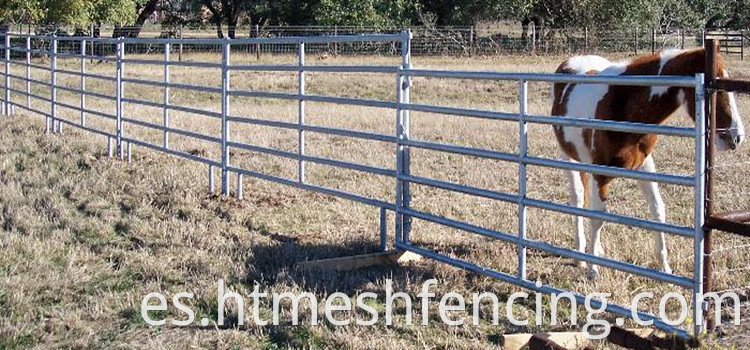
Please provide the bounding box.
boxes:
[2,0,750,38]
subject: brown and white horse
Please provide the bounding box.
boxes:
[551,49,745,280]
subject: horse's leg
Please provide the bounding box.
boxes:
[637,155,672,274]
[586,173,611,281]
[563,154,587,267]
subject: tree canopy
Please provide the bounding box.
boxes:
[2,0,750,35]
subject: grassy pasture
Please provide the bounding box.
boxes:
[1,50,749,348]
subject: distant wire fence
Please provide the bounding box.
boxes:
[3,23,748,58]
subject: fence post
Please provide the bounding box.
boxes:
[3,32,10,116]
[395,30,412,246]
[651,28,656,54]
[255,25,260,60]
[740,32,745,60]
[702,38,718,333]
[163,42,170,148]
[25,36,30,109]
[333,26,338,57]
[178,25,183,62]
[116,38,124,159]
[48,36,57,133]
[530,23,535,55]
[692,72,707,338]
[80,39,86,126]
[470,25,476,56]
[298,41,306,184]
[517,79,528,280]
[681,29,686,50]
[584,26,588,53]
[220,39,230,196]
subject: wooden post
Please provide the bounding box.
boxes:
[681,28,686,49]
[584,26,588,52]
[255,24,260,60]
[741,31,745,60]
[333,25,338,56]
[529,23,535,55]
[651,28,656,54]
[703,38,718,333]
[470,25,475,55]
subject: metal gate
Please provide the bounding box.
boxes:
[1,30,707,339]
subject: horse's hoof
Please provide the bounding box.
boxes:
[586,267,599,281]
[575,260,587,269]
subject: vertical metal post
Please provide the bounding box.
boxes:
[220,40,230,196]
[48,36,57,133]
[4,33,11,116]
[692,73,707,337]
[25,36,30,109]
[703,38,718,333]
[116,39,124,159]
[80,39,86,126]
[380,207,388,252]
[298,42,306,184]
[163,42,170,148]
[107,136,113,158]
[209,165,215,194]
[237,173,243,200]
[517,79,528,280]
[395,30,412,246]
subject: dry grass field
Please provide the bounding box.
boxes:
[1,48,750,349]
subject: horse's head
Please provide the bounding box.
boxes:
[715,60,746,151]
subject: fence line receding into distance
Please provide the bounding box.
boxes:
[0,31,708,340]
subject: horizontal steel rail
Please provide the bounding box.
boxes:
[400,173,693,237]
[123,136,220,167]
[228,140,395,177]
[229,64,399,74]
[56,85,117,101]
[122,117,222,143]
[9,60,51,71]
[403,69,697,87]
[7,87,52,103]
[396,242,689,339]
[122,58,222,69]
[121,97,222,119]
[401,207,693,287]
[227,115,398,143]
[401,103,694,137]
[56,68,118,82]
[227,165,395,210]
[6,73,52,87]
[7,100,52,117]
[229,90,398,109]
[56,53,118,61]
[122,77,222,94]
[55,99,116,120]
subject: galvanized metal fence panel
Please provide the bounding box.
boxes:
[0,30,708,339]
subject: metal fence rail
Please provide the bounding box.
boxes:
[0,30,707,340]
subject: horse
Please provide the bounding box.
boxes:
[550,48,745,281]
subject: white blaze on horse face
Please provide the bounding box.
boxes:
[562,57,625,163]
[649,50,683,100]
[721,70,746,149]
